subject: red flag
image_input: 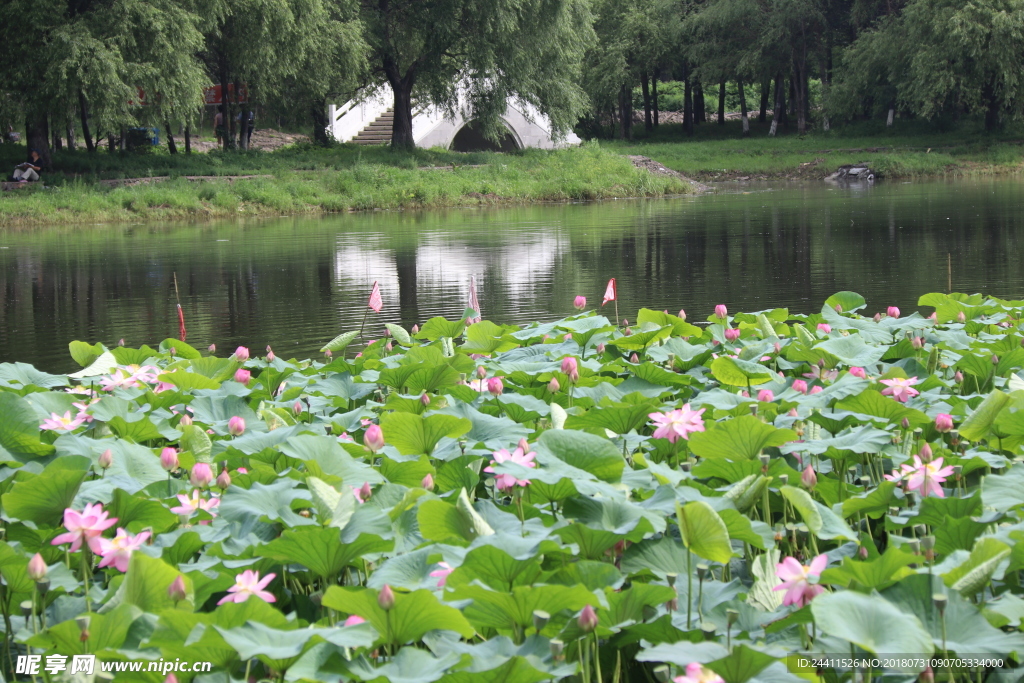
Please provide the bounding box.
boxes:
[467,276,481,324]
[177,304,187,342]
[601,278,617,306]
[367,281,383,313]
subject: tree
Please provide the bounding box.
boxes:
[358,0,594,148]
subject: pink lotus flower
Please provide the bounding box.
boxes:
[547,378,560,393]
[160,447,179,471]
[801,465,817,489]
[430,562,454,587]
[648,405,706,443]
[217,570,275,604]
[72,400,97,422]
[724,328,741,342]
[170,490,220,519]
[233,346,250,361]
[40,411,87,432]
[484,446,536,491]
[573,296,587,310]
[561,356,578,376]
[715,304,728,319]
[96,528,151,572]
[353,482,373,503]
[343,615,366,626]
[190,463,214,488]
[810,385,823,394]
[364,424,385,453]
[227,416,245,437]
[51,503,118,553]
[757,389,774,402]
[849,367,867,379]
[817,323,831,334]
[935,413,954,432]
[887,455,954,498]
[678,309,686,320]
[234,368,251,384]
[880,377,920,402]
[774,554,827,607]
[887,306,900,318]
[674,662,725,683]
[791,380,808,394]
[487,377,504,396]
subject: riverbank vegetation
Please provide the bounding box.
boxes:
[1,291,1023,681]
[0,144,690,226]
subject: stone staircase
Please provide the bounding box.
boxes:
[351,109,394,145]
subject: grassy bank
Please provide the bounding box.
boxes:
[0,143,690,226]
[606,118,1024,180]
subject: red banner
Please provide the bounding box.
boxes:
[204,84,248,105]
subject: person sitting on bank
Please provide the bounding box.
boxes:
[12,149,42,183]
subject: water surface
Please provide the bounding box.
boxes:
[2,178,1022,372]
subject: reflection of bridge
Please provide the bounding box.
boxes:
[328,84,581,151]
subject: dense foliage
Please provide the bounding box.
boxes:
[1,291,1024,681]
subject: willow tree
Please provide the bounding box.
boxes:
[359,0,594,148]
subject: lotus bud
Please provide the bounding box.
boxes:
[487,377,504,396]
[596,342,606,354]
[476,365,487,380]
[901,417,911,429]
[801,465,817,489]
[918,442,933,462]
[560,356,578,375]
[935,413,953,432]
[412,324,420,334]
[359,482,372,501]
[160,447,179,471]
[364,425,385,453]
[98,449,113,469]
[817,323,832,334]
[724,328,741,342]
[630,353,640,363]
[957,311,966,323]
[810,385,823,394]
[27,554,47,582]
[919,666,934,683]
[532,610,550,631]
[378,584,395,611]
[757,389,774,402]
[911,337,924,350]
[563,333,572,342]
[179,414,193,427]
[233,346,249,361]
[293,401,304,416]
[834,303,843,313]
[168,575,187,602]
[343,614,365,626]
[578,604,598,632]
[850,366,867,378]
[169,347,176,356]
[542,335,550,342]
[573,295,586,311]
[788,408,798,417]
[741,391,750,398]
[266,349,275,362]
[385,341,393,352]
[234,368,251,384]
[887,306,900,318]
[547,377,560,393]
[166,675,179,683]
[792,379,808,394]
[873,312,882,322]
[383,328,391,338]
[208,344,216,354]
[954,370,964,383]
[421,473,434,490]
[992,354,1000,365]
[622,319,629,327]
[678,309,686,320]
[420,393,431,407]
[859,545,869,559]
[216,469,231,490]
[227,416,245,437]
[190,463,213,488]
[715,304,728,319]
[568,368,580,383]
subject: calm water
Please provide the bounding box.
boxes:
[2,178,1023,372]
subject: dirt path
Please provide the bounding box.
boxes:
[628,155,710,191]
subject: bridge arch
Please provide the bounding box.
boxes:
[449,118,522,152]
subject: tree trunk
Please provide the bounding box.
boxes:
[793,62,808,135]
[165,121,177,154]
[652,68,660,127]
[78,92,95,152]
[738,79,749,136]
[219,53,232,150]
[51,115,63,151]
[25,117,51,168]
[66,119,76,151]
[769,72,784,137]
[984,76,1000,131]
[389,70,416,149]
[119,126,125,152]
[718,80,726,125]
[312,99,330,145]
[683,73,693,135]
[886,107,894,127]
[759,78,769,123]
[619,84,633,140]
[184,125,192,154]
[641,72,653,133]
[694,82,705,123]
[819,54,831,132]
[108,134,116,153]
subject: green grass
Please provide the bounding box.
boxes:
[605,118,1024,180]
[0,142,691,226]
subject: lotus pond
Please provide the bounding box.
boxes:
[1,291,1024,683]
